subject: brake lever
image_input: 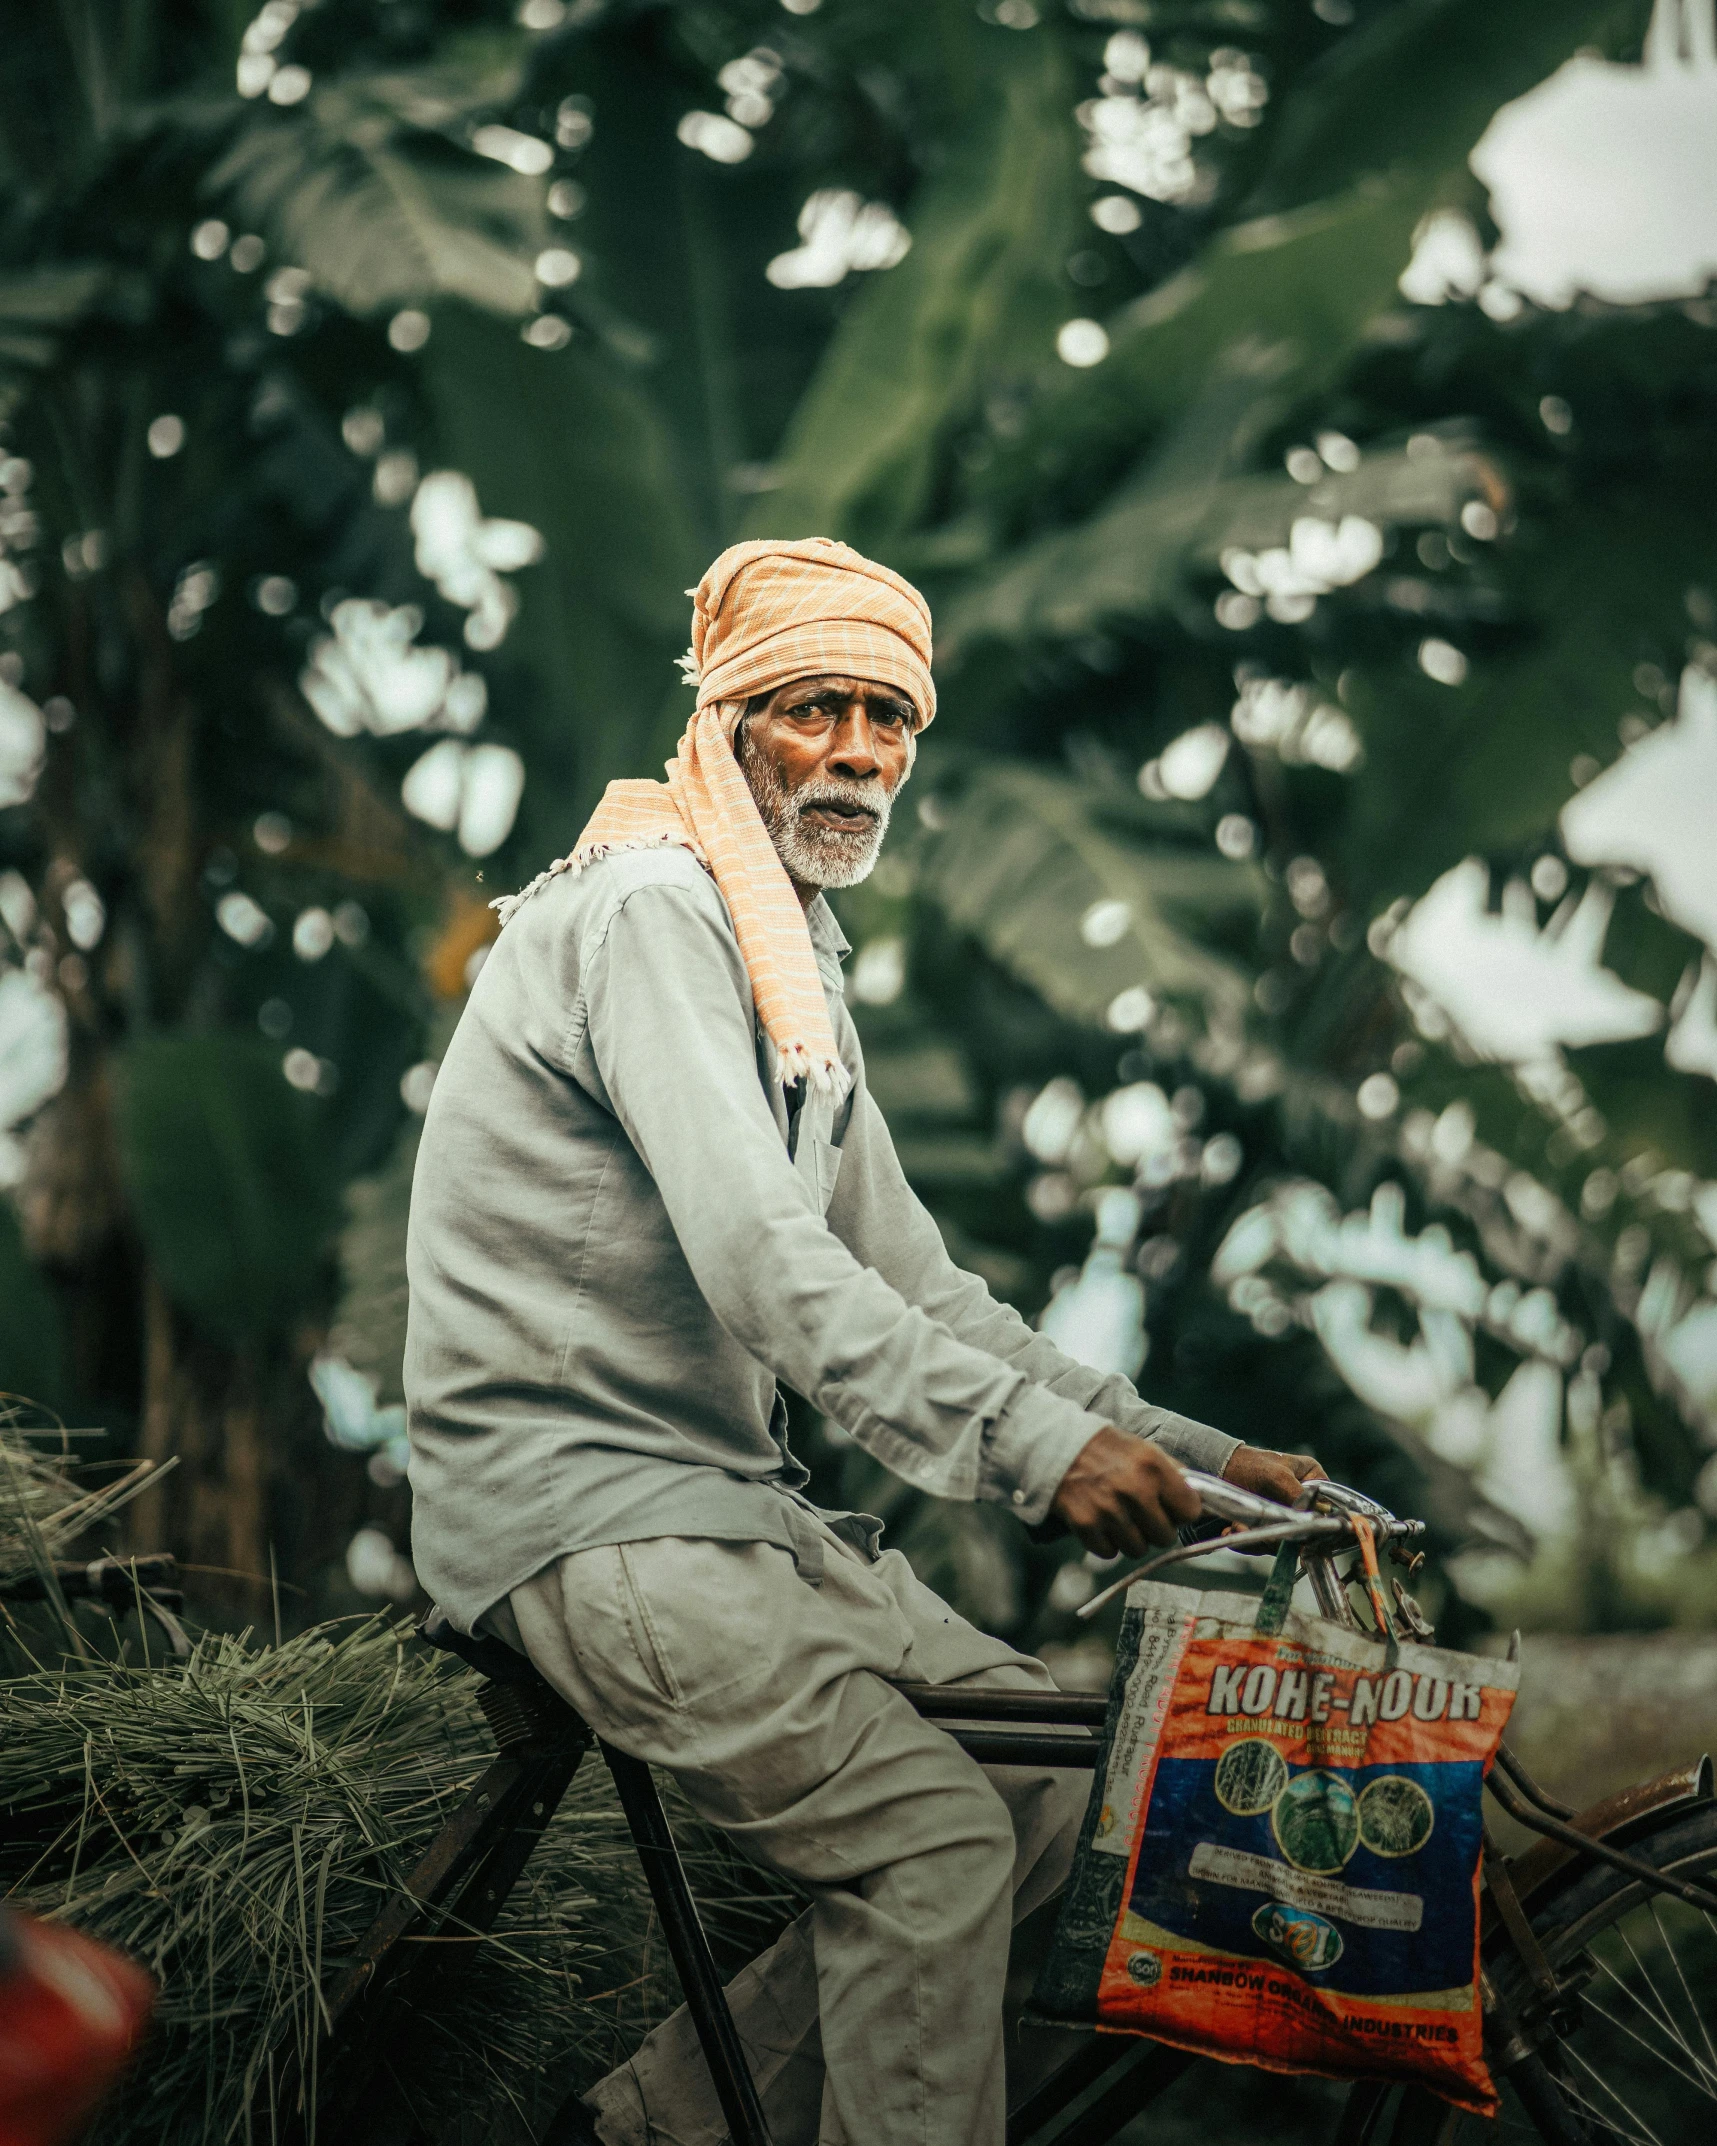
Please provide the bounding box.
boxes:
[1076,1512,1353,1622]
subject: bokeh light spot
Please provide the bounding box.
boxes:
[1418,638,1469,686]
[1090,194,1142,235]
[1056,317,1109,367]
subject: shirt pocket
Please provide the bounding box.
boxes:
[806,1134,842,1216]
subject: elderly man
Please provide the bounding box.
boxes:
[405,539,1315,2146]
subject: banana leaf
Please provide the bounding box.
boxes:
[421,304,708,836]
[113,1035,343,1344]
[913,763,1262,1034]
[745,21,1084,551]
[204,38,547,317]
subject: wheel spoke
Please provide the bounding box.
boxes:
[1490,1831,1717,2144]
[1648,1898,1717,2080]
[1579,1939,1717,2085]
[1557,2038,1665,2146]
[1588,1937,1717,2092]
[1610,1918,1709,2082]
[1577,1985,1717,2103]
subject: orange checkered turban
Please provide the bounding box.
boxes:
[685,537,936,727]
[495,539,935,1095]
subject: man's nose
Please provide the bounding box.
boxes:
[826,704,882,778]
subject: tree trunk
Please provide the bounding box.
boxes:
[130,1276,268,1619]
[128,1271,374,1628]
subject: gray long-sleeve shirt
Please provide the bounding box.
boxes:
[404,845,1237,1633]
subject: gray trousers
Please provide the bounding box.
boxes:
[498,1517,1089,2146]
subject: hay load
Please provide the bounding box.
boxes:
[0,1431,795,2145]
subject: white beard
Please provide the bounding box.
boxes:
[737,725,894,889]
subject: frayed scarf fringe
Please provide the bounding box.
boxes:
[775,1041,853,1102]
[489,832,709,927]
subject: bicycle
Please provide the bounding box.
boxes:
[13,1485,1713,2146]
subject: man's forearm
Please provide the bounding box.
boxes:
[829,1088,1239,1490]
[1092,1391,1238,1479]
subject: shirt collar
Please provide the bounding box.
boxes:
[805,894,850,965]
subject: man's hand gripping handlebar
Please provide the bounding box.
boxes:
[1049,1428,1323,1561]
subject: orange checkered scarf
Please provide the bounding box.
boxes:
[493,538,934,1094]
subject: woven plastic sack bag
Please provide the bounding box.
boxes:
[1034,1572,1518,2114]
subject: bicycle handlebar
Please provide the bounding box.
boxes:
[1075,1473,1425,1624]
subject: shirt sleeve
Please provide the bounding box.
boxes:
[569,875,1108,1521]
[825,1068,1241,1490]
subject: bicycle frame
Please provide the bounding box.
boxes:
[350,1486,1714,2146]
[36,1498,1706,2146]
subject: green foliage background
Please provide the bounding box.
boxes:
[0,0,1713,1663]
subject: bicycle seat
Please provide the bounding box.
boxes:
[419,1603,554,1691]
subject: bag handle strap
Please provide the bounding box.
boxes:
[1255,1540,1299,1634]
[1351,1517,1400,1655]
[1255,1520,1401,1650]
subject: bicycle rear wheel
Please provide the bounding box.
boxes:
[1356,1799,1717,2146]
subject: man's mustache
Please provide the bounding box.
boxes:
[791,779,884,827]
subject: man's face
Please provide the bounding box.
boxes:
[735,673,915,892]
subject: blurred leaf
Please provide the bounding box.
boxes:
[862,1040,980,1124]
[1568,1035,1717,1183]
[205,54,547,318]
[0,264,108,413]
[350,34,533,132]
[963,181,1431,544]
[745,27,1084,552]
[327,1116,419,1406]
[1253,0,1651,213]
[958,0,1637,540]
[943,413,1501,658]
[892,1499,1022,1635]
[915,765,1261,1033]
[114,1036,341,1343]
[1335,472,1717,908]
[423,305,707,830]
[888,1131,1011,1191]
[560,30,840,537]
[0,1202,64,1414]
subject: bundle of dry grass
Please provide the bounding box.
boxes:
[1,1614,799,2145]
[0,1416,155,1585]
[0,1428,798,2145]
[1,1419,173,1675]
